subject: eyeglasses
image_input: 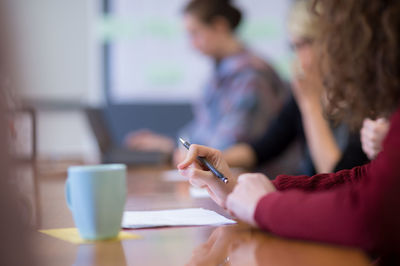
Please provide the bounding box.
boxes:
[290,38,314,51]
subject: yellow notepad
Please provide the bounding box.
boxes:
[39,228,141,244]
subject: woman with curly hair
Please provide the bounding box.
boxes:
[178,0,400,262]
[223,0,369,176]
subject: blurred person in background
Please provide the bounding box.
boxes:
[0,1,37,265]
[223,0,369,175]
[125,0,287,164]
[178,0,400,263]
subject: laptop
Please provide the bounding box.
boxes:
[85,107,170,165]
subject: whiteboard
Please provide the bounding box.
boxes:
[103,0,293,103]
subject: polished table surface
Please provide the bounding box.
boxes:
[33,164,371,266]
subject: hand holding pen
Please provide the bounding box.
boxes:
[177,139,274,225]
[179,138,228,184]
[177,139,236,208]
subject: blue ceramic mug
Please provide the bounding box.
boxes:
[65,164,126,240]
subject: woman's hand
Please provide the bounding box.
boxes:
[177,144,236,208]
[226,174,276,227]
[124,129,175,153]
[291,56,324,111]
[177,145,276,226]
[361,118,390,160]
[291,48,343,173]
[172,148,187,167]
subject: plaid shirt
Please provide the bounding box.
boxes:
[180,49,286,150]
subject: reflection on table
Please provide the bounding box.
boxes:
[33,163,370,266]
[187,225,370,266]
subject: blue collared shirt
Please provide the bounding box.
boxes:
[180,49,287,150]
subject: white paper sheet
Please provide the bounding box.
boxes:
[189,187,210,198]
[161,170,187,182]
[122,208,236,229]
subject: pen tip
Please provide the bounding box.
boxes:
[179,137,185,144]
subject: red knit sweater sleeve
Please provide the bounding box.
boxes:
[255,107,400,252]
[272,167,365,192]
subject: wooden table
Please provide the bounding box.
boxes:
[33,165,371,266]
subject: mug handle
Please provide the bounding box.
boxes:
[65,178,72,210]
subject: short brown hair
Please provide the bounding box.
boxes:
[183,0,243,31]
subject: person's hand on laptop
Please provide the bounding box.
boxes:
[124,129,175,153]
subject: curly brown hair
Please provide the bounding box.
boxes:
[313,0,400,127]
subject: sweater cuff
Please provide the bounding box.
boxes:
[254,191,282,231]
[272,175,290,191]
[272,179,280,189]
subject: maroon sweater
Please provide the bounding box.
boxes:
[254,106,400,254]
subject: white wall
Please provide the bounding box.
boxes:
[36,111,99,161]
[9,0,102,160]
[108,0,292,103]
[7,0,292,159]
